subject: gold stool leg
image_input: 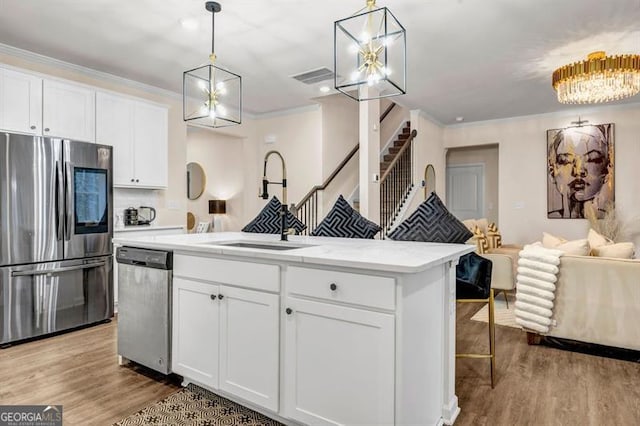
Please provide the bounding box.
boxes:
[488,289,496,388]
[504,290,509,309]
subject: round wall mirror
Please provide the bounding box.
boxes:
[187,162,206,200]
[424,164,436,199]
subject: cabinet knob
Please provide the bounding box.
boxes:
[218,294,224,300]
[210,294,217,300]
[330,283,337,291]
[131,178,135,182]
[30,125,36,130]
[136,179,139,183]
[44,128,50,132]
[285,308,292,315]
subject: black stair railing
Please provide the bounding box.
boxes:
[379,129,417,236]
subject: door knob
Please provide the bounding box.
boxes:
[210,294,217,300]
[285,308,292,315]
[330,283,337,291]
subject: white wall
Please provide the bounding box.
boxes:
[444,103,640,247]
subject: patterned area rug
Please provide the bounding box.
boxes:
[114,383,282,426]
[470,293,521,329]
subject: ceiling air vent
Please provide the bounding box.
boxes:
[291,67,335,85]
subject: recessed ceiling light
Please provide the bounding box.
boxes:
[456,116,464,122]
[319,86,331,93]
[180,18,199,31]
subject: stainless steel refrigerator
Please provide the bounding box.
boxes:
[0,132,114,346]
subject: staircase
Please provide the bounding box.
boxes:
[294,103,417,237]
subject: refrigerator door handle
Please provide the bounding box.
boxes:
[64,161,73,241]
[56,161,64,241]
[11,261,107,277]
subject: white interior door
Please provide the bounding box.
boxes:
[446,164,484,220]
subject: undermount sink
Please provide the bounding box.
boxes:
[202,241,315,251]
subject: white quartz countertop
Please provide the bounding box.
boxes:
[113,232,474,274]
[114,225,185,233]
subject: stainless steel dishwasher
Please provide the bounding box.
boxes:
[116,246,173,374]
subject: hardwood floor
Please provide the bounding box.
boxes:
[455,302,640,425]
[1,308,639,425]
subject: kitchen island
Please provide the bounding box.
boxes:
[112,232,474,426]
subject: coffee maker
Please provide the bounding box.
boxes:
[124,207,138,226]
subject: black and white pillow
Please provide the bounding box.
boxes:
[388,192,472,243]
[311,195,381,239]
[242,196,306,234]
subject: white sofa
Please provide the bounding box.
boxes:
[528,254,640,351]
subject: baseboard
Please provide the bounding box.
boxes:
[442,395,460,425]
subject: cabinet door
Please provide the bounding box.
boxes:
[284,298,395,426]
[0,68,42,135]
[172,278,219,389]
[43,79,95,142]
[219,286,279,412]
[96,92,135,186]
[133,102,167,188]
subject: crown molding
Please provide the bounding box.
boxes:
[445,101,640,130]
[0,42,181,100]
[252,103,321,120]
[410,109,445,128]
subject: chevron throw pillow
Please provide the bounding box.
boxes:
[242,196,306,234]
[311,195,381,239]
[388,192,472,243]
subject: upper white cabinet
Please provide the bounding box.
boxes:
[0,68,42,135]
[43,79,95,142]
[96,92,168,188]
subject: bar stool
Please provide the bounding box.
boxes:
[455,252,496,388]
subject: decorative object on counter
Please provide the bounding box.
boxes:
[243,196,306,235]
[195,222,211,233]
[424,164,436,199]
[186,212,196,232]
[311,195,380,239]
[183,1,242,128]
[137,206,156,225]
[114,383,280,426]
[388,192,472,243]
[124,207,139,226]
[334,0,406,101]
[552,51,640,104]
[259,150,296,240]
[208,199,226,231]
[547,123,614,219]
[187,162,207,200]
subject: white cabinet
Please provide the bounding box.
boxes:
[96,92,168,188]
[172,277,280,412]
[0,68,42,135]
[172,277,220,389]
[43,79,95,142]
[283,297,395,426]
[219,286,280,411]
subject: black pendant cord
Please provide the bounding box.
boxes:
[211,7,215,56]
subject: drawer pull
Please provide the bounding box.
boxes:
[285,308,292,315]
[210,294,217,300]
[330,283,337,291]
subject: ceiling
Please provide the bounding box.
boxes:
[0,0,638,124]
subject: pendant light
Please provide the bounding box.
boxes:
[183,1,242,127]
[334,0,406,101]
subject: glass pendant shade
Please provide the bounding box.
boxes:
[184,64,242,127]
[183,1,242,128]
[334,3,406,101]
[552,51,640,104]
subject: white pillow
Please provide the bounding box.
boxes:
[542,232,589,256]
[592,242,636,259]
[587,229,612,252]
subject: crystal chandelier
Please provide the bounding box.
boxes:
[552,51,640,104]
[334,0,406,101]
[183,2,241,127]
